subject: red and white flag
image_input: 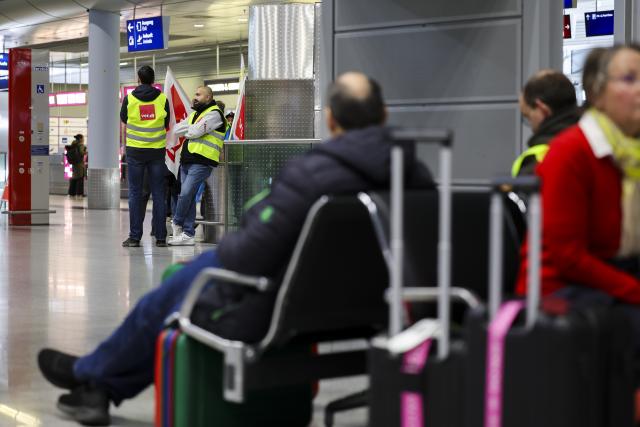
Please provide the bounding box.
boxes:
[164,66,193,177]
[229,55,246,140]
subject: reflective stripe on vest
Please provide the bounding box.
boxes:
[186,105,225,162]
[511,144,550,177]
[125,92,167,149]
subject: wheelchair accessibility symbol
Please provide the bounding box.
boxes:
[36,84,45,94]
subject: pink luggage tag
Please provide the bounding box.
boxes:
[484,300,525,427]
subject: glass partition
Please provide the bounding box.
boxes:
[222,139,319,232]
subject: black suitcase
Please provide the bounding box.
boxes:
[462,177,635,427]
[368,128,471,427]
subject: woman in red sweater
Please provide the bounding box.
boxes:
[516,45,640,326]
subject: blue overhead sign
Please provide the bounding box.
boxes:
[0,53,8,91]
[126,16,169,52]
[584,10,614,37]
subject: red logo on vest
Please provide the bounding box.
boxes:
[139,104,156,121]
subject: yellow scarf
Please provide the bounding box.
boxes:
[590,108,640,256]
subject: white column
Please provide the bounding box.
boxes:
[87,9,120,209]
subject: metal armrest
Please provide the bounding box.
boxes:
[385,286,482,310]
[177,267,273,403]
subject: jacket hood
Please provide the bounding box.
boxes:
[131,84,162,102]
[314,125,427,185]
[528,107,581,148]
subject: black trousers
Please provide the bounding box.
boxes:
[68,177,84,196]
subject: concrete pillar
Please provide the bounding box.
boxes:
[87,9,120,209]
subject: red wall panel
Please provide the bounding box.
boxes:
[8,48,31,225]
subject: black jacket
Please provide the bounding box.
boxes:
[193,125,434,342]
[217,125,434,277]
[518,107,581,176]
[121,84,171,161]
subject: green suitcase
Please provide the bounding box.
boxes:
[170,332,313,427]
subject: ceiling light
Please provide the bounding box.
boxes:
[238,18,248,22]
[194,24,204,28]
[119,62,128,66]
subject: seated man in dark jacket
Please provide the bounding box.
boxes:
[37,71,434,426]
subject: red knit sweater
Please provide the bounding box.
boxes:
[515,124,640,303]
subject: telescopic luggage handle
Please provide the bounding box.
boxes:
[487,176,541,328]
[388,128,453,359]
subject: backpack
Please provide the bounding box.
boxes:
[66,145,81,164]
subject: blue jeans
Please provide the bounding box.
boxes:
[127,156,167,240]
[74,250,221,404]
[173,163,213,237]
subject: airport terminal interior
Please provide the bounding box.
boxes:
[0,0,637,426]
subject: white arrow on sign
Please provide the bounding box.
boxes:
[128,23,133,32]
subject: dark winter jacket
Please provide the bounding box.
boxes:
[518,106,581,176]
[217,125,434,277]
[120,84,170,162]
[193,125,434,342]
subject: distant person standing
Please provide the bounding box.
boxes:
[225,111,235,126]
[66,134,86,198]
[120,65,170,248]
[169,86,226,246]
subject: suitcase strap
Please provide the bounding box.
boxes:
[400,339,432,427]
[484,300,525,427]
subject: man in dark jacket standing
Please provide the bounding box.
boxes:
[512,69,581,176]
[121,65,171,247]
[37,71,434,425]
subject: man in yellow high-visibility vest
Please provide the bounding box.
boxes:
[120,66,171,247]
[512,70,580,177]
[169,85,226,246]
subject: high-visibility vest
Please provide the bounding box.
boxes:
[125,93,168,149]
[511,144,550,177]
[186,105,226,162]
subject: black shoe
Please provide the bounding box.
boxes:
[122,238,140,247]
[57,384,110,426]
[156,239,167,247]
[38,348,82,390]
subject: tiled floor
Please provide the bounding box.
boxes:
[0,195,366,426]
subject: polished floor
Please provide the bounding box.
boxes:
[0,195,366,426]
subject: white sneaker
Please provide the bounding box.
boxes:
[168,232,195,246]
[171,223,183,238]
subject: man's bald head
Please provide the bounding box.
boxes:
[192,85,214,110]
[198,85,213,101]
[326,71,385,132]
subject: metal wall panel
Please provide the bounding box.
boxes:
[387,104,519,181]
[249,4,315,80]
[322,0,561,183]
[245,80,315,139]
[335,0,521,30]
[335,20,521,104]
